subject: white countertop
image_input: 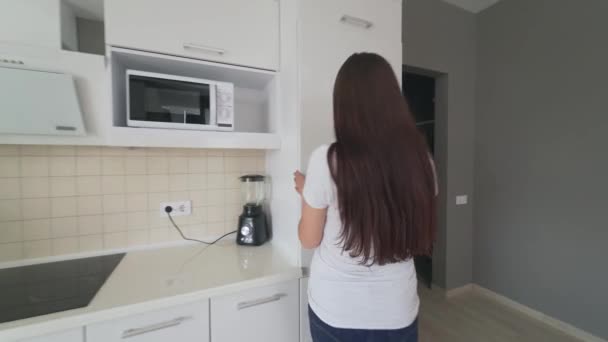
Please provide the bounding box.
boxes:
[0,242,302,340]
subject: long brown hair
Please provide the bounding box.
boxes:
[329,53,436,265]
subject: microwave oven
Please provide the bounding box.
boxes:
[126,70,234,131]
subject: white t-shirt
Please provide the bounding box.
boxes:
[303,145,419,330]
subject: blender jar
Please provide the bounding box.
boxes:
[240,175,266,206]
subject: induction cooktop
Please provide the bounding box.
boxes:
[0,253,125,324]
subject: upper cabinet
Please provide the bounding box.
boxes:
[0,0,63,49]
[0,0,106,55]
[105,0,280,71]
[299,0,402,162]
[284,0,402,268]
[301,0,402,73]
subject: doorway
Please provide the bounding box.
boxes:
[402,68,436,288]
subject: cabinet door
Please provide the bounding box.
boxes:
[299,0,402,164]
[86,301,209,342]
[211,280,299,342]
[0,0,62,49]
[300,278,313,342]
[105,0,280,70]
[18,329,83,342]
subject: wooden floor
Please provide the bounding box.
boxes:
[418,286,583,342]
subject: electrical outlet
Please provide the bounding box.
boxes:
[456,195,468,206]
[160,200,192,217]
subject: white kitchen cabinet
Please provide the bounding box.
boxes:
[297,0,402,273]
[0,0,62,49]
[17,328,83,342]
[299,0,403,162]
[86,301,210,342]
[0,0,105,55]
[105,0,280,70]
[210,280,299,342]
[300,278,313,342]
[269,1,402,339]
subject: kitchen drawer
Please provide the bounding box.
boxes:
[211,279,299,342]
[105,0,280,70]
[18,328,83,342]
[86,300,209,342]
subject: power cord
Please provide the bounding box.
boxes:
[165,206,236,246]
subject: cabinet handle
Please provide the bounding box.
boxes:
[183,43,226,55]
[121,316,193,339]
[237,293,287,310]
[55,125,77,131]
[340,15,373,29]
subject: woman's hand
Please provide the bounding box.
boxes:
[294,170,306,195]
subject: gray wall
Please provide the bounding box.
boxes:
[77,18,105,55]
[403,0,477,289]
[475,0,608,338]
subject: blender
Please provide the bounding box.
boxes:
[236,175,269,246]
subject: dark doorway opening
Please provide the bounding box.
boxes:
[402,68,436,288]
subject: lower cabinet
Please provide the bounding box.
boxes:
[19,280,300,342]
[18,329,83,342]
[211,279,300,342]
[86,301,210,342]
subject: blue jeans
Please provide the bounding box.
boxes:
[308,306,418,342]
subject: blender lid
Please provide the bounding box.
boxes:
[240,174,265,182]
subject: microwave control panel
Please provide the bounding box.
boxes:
[216,83,234,128]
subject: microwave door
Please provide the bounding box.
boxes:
[127,72,212,130]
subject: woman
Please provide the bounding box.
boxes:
[294,53,437,342]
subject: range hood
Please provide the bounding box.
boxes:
[0,66,86,136]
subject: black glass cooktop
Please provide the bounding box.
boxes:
[0,253,125,323]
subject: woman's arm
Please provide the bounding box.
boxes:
[294,171,327,249]
[298,200,327,249]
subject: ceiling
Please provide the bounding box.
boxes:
[65,0,104,21]
[440,0,502,13]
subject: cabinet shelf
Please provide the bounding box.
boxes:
[109,47,277,89]
[0,128,281,150]
[107,47,279,150]
[107,127,281,150]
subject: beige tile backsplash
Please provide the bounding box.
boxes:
[0,145,265,262]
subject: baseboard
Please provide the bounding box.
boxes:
[471,285,607,342]
[445,283,474,298]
